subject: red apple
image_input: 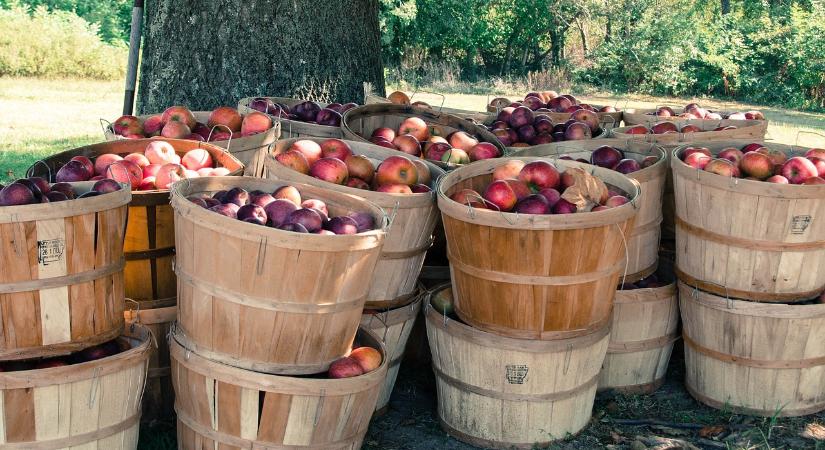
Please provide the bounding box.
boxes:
[376,183,413,194]
[680,124,702,133]
[160,121,191,139]
[412,160,431,186]
[70,156,94,176]
[651,122,679,134]
[273,186,302,206]
[425,142,452,161]
[372,127,396,142]
[113,115,143,136]
[766,175,789,184]
[514,194,550,214]
[450,188,482,205]
[241,111,273,136]
[94,153,123,176]
[682,147,712,160]
[552,198,577,214]
[144,141,178,165]
[182,149,213,171]
[375,155,418,185]
[447,131,479,152]
[161,106,196,128]
[781,157,819,184]
[208,106,242,132]
[441,148,470,165]
[275,150,310,175]
[106,160,141,189]
[604,195,630,208]
[740,151,774,179]
[398,117,429,142]
[717,148,744,164]
[143,115,163,136]
[612,159,642,174]
[288,140,323,165]
[504,179,531,201]
[804,148,825,160]
[808,157,825,177]
[704,158,741,178]
[328,357,364,378]
[625,125,650,135]
[483,180,517,211]
[755,147,788,166]
[309,158,348,184]
[518,160,560,190]
[320,139,353,161]
[143,163,162,179]
[468,142,500,161]
[155,163,186,189]
[804,176,825,185]
[591,145,623,168]
[55,161,90,182]
[392,134,422,156]
[346,178,370,190]
[345,155,374,182]
[124,152,150,168]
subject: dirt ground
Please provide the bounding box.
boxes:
[363,340,825,450]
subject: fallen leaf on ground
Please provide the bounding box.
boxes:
[699,425,726,438]
[802,423,825,440]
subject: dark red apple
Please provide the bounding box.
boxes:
[591,146,623,168]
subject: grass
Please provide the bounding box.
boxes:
[0,77,121,182]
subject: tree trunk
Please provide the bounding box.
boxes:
[137,0,385,113]
[578,20,589,55]
[721,0,730,14]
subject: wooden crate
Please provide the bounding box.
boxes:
[680,282,825,416]
[514,139,667,281]
[0,182,130,360]
[171,327,387,449]
[265,137,444,308]
[599,281,679,393]
[103,112,278,177]
[360,292,422,413]
[672,141,825,301]
[425,285,609,449]
[171,176,386,374]
[437,157,640,339]
[0,322,150,448]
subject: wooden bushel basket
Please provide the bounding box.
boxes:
[364,89,492,123]
[341,103,506,170]
[124,302,176,422]
[680,282,825,416]
[425,285,609,449]
[599,280,679,393]
[103,112,278,177]
[672,141,825,302]
[0,182,130,360]
[265,138,445,308]
[622,107,768,127]
[609,119,767,144]
[360,291,423,414]
[171,176,386,374]
[437,157,641,339]
[28,139,244,308]
[484,98,624,127]
[514,139,667,282]
[237,96,344,140]
[0,322,150,448]
[171,326,388,449]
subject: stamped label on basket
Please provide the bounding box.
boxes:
[505,364,529,384]
[790,215,812,235]
[38,238,65,266]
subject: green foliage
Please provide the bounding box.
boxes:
[0,5,127,79]
[0,0,131,42]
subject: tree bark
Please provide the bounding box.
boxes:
[721,0,730,14]
[137,0,385,113]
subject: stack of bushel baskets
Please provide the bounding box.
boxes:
[262,137,446,414]
[672,140,825,416]
[168,176,392,448]
[0,177,151,448]
[428,157,642,448]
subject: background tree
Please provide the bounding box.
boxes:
[136,0,385,112]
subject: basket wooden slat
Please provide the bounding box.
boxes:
[0,323,150,448]
[124,304,176,422]
[622,108,768,126]
[171,176,386,374]
[171,327,387,449]
[237,97,344,140]
[599,281,679,393]
[680,282,825,416]
[365,92,492,123]
[265,138,444,307]
[610,119,767,144]
[514,139,667,281]
[437,158,641,339]
[360,293,422,414]
[672,141,825,302]
[0,183,131,360]
[341,104,505,170]
[425,285,609,449]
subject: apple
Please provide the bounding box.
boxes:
[492,128,513,146]
[704,158,741,178]
[316,109,343,127]
[275,150,310,175]
[651,122,679,134]
[625,125,649,135]
[55,160,91,182]
[682,147,712,160]
[740,151,773,179]
[113,115,142,136]
[140,115,162,136]
[508,106,534,128]
[0,183,35,205]
[766,175,789,184]
[375,155,418,186]
[294,101,321,122]
[392,134,422,156]
[450,188,482,205]
[514,194,550,214]
[781,157,819,184]
[483,180,517,211]
[106,160,141,189]
[505,179,531,200]
[288,140,323,165]
[808,157,825,177]
[604,195,629,208]
[591,145,623,168]
[441,148,470,165]
[161,106,196,128]
[320,139,353,161]
[279,223,308,233]
[208,107,242,132]
[143,163,162,179]
[237,204,267,225]
[346,178,370,190]
[804,176,825,185]
[469,142,500,161]
[68,156,94,176]
[447,131,479,152]
[344,155,374,182]
[241,111,273,136]
[376,183,413,194]
[518,160,560,190]
[425,142,453,161]
[160,120,191,139]
[493,160,526,181]
[717,148,744,164]
[273,185,302,206]
[182,149,213,171]
[286,208,323,232]
[612,159,642,174]
[552,198,577,214]
[571,109,599,133]
[328,357,364,378]
[755,147,788,166]
[517,125,536,143]
[309,158,348,184]
[564,122,591,140]
[154,163,186,189]
[398,117,429,142]
[804,148,825,160]
[324,216,359,235]
[372,127,396,142]
[656,106,674,117]
[262,199,297,227]
[144,141,178,165]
